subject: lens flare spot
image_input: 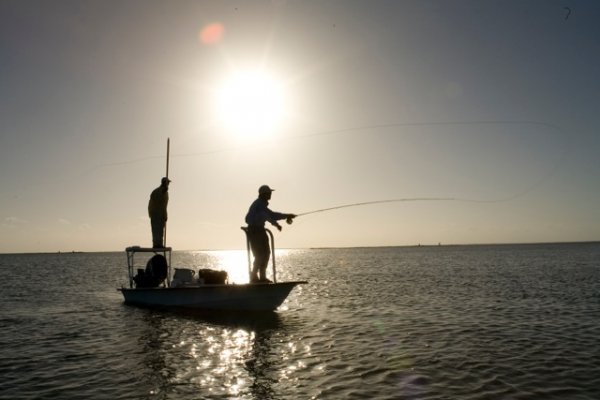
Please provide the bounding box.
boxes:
[200,22,225,45]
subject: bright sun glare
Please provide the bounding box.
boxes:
[214,70,286,139]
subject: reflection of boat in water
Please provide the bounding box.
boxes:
[146,307,285,331]
[119,228,307,311]
[133,300,284,398]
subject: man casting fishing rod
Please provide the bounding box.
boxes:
[245,185,296,283]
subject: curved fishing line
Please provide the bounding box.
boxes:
[71,119,569,218]
[82,120,566,173]
[287,120,565,142]
[172,120,567,161]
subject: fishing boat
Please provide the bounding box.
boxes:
[119,228,307,311]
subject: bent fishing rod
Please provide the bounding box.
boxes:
[295,196,504,218]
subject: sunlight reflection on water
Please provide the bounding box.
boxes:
[183,249,292,284]
[152,309,307,399]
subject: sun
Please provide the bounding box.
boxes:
[213,70,286,139]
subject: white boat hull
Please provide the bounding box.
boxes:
[119,281,306,311]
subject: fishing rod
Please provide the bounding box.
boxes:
[295,196,501,218]
[297,198,453,217]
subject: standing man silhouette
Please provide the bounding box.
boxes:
[148,177,170,248]
[245,185,296,283]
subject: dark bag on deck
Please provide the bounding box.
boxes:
[134,255,168,288]
[197,269,228,284]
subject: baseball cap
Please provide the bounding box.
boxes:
[258,185,274,195]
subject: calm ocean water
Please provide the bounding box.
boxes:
[1,243,599,400]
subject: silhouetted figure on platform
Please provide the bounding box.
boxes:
[148,177,170,248]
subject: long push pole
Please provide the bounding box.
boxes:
[163,138,170,247]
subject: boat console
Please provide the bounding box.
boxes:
[125,246,172,289]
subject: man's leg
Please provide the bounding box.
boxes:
[249,229,270,282]
[151,218,164,247]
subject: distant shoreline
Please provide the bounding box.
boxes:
[1,240,599,256]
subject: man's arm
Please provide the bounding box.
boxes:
[266,210,295,231]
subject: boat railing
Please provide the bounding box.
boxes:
[125,246,172,288]
[240,227,277,283]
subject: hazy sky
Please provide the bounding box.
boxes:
[1,0,599,253]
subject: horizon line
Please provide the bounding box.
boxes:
[2,240,599,256]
